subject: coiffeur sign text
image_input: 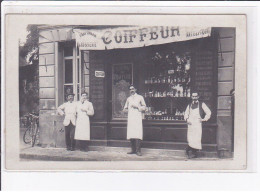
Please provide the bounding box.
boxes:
[74,26,211,50]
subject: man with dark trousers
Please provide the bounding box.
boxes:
[123,85,146,156]
[57,93,77,151]
[184,92,211,159]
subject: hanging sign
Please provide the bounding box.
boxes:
[74,26,211,50]
[95,71,105,78]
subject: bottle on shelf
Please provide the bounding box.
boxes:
[173,75,177,83]
[183,89,186,97]
[187,88,191,97]
[182,76,186,83]
[168,76,171,84]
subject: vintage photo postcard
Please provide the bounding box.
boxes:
[3,11,246,171]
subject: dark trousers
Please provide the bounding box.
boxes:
[186,145,199,156]
[130,138,142,153]
[78,140,88,151]
[65,122,75,149]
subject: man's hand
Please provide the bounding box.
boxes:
[186,119,192,125]
[201,119,207,122]
[131,105,138,109]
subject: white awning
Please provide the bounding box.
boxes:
[74,26,211,50]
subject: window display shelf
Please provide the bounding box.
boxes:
[142,49,191,121]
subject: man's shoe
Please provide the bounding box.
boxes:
[80,148,88,152]
[188,153,197,159]
[70,147,75,151]
[135,139,142,156]
[66,147,71,151]
[127,151,136,154]
[185,148,190,156]
[128,139,136,154]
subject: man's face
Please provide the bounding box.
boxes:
[67,95,74,102]
[81,93,88,101]
[130,88,136,95]
[191,93,199,103]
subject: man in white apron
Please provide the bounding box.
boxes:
[184,92,211,158]
[74,92,94,152]
[123,85,146,156]
[57,93,77,151]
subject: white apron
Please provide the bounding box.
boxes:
[187,107,202,149]
[126,94,145,140]
[74,101,91,140]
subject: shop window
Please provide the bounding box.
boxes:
[143,50,191,121]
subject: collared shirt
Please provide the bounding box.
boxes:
[124,93,146,112]
[57,101,77,126]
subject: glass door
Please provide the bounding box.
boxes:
[63,42,83,102]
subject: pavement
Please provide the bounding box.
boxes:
[19,144,225,161]
[20,127,223,161]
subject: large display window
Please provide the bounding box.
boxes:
[143,49,191,121]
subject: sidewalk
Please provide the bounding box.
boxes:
[20,145,222,161]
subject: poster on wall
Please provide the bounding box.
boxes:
[112,63,133,119]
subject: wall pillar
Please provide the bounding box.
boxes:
[216,28,235,158]
[38,41,56,147]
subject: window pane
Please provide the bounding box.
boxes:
[83,51,89,63]
[65,59,73,83]
[77,46,79,56]
[84,87,89,99]
[77,84,80,101]
[77,59,80,83]
[64,46,73,57]
[84,75,89,86]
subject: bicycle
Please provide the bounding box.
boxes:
[23,113,39,147]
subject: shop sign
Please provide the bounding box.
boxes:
[95,71,105,78]
[74,26,211,50]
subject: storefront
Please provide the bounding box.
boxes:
[38,25,235,157]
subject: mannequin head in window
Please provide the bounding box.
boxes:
[81,92,89,103]
[66,87,72,95]
[129,85,137,96]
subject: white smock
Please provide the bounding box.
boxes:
[184,102,211,149]
[74,100,94,140]
[124,93,146,140]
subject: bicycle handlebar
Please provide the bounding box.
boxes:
[28,113,39,119]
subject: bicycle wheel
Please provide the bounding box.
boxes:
[23,126,32,144]
[32,123,39,147]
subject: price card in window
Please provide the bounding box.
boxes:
[168,70,175,74]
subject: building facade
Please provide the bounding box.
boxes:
[38,26,235,157]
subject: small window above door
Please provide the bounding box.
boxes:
[64,46,73,57]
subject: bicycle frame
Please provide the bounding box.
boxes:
[23,113,39,147]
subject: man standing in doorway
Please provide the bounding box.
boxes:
[123,85,146,156]
[184,92,211,159]
[74,92,94,152]
[57,93,77,151]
